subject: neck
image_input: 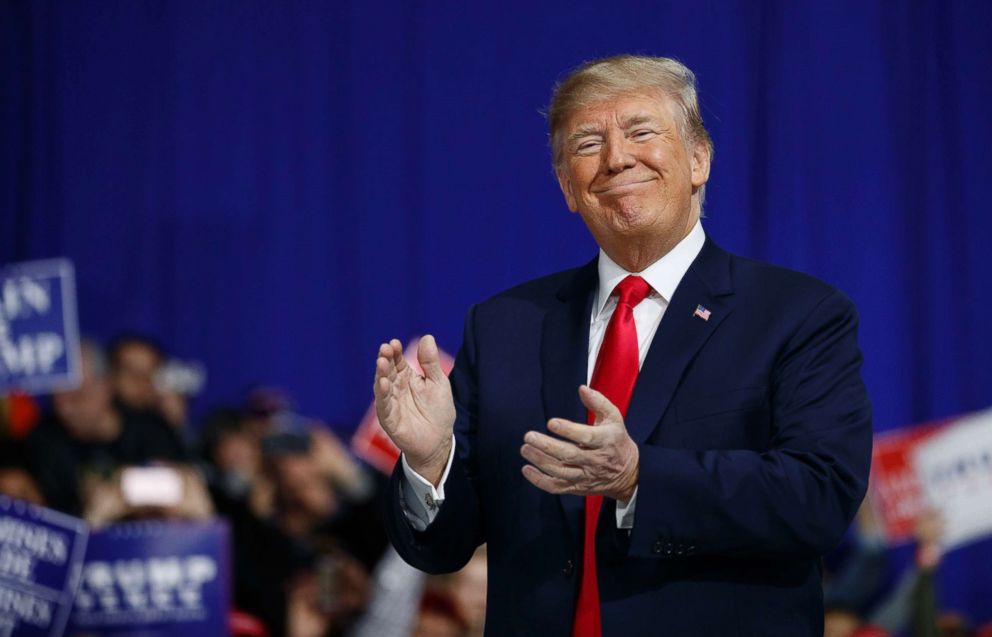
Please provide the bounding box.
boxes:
[605,216,697,273]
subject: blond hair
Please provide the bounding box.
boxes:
[547,55,714,204]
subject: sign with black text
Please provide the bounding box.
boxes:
[0,259,81,394]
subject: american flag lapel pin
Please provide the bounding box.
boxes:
[693,304,712,321]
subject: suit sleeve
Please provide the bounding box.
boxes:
[627,289,873,559]
[382,305,487,574]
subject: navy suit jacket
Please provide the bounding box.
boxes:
[385,238,872,637]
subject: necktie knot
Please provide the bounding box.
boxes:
[613,275,652,308]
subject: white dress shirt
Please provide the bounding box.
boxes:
[401,221,707,531]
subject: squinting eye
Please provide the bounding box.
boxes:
[576,142,601,154]
[632,130,655,139]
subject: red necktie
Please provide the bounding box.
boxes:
[573,275,653,637]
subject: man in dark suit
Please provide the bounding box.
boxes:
[374,55,871,637]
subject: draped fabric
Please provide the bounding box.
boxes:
[2,0,991,623]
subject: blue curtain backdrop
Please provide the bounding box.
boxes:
[2,0,991,622]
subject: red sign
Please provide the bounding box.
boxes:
[868,419,952,544]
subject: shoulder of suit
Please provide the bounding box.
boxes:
[725,251,855,311]
[474,264,592,310]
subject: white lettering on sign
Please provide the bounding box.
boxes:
[0,586,52,628]
[0,547,35,580]
[75,555,219,615]
[0,517,69,564]
[0,278,51,322]
[0,333,64,376]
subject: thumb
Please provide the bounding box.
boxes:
[579,385,623,426]
[417,334,446,381]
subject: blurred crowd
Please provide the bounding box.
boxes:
[2,334,990,637]
[822,501,991,637]
[0,335,486,637]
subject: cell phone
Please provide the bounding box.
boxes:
[120,467,184,507]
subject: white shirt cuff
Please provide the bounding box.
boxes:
[399,435,456,531]
[616,486,638,529]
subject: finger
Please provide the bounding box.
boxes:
[417,334,446,381]
[390,339,409,373]
[523,430,585,463]
[520,443,582,480]
[546,418,597,448]
[578,385,623,426]
[521,465,573,494]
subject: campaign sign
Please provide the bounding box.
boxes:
[0,495,89,637]
[867,419,950,544]
[351,337,454,474]
[65,520,230,637]
[0,259,81,394]
[914,407,992,550]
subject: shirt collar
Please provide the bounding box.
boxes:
[595,220,706,318]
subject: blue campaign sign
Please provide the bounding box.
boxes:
[0,495,90,637]
[65,520,230,637]
[0,258,81,394]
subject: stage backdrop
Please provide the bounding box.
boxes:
[3,0,992,625]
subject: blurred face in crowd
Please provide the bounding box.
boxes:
[555,90,710,269]
[53,348,116,441]
[0,469,45,505]
[272,453,336,521]
[112,342,162,410]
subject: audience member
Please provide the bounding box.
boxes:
[411,590,469,637]
[108,333,166,413]
[24,339,188,515]
[0,440,45,505]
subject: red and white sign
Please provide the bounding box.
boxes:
[868,419,951,544]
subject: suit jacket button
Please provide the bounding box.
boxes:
[563,560,574,576]
[652,541,664,555]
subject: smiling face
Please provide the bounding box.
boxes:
[555,91,710,271]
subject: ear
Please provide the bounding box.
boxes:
[555,166,579,213]
[690,139,711,188]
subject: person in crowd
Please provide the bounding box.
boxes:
[108,333,166,413]
[0,440,45,506]
[24,339,188,515]
[263,416,387,572]
[430,545,487,637]
[80,463,214,527]
[376,54,872,636]
[411,589,470,637]
[200,407,275,517]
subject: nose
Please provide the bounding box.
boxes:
[604,135,636,173]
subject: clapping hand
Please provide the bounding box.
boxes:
[521,385,640,502]
[373,335,455,485]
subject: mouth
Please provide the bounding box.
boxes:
[593,177,656,194]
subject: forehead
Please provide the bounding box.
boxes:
[562,90,676,131]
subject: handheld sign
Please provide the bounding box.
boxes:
[0,258,81,394]
[0,495,90,637]
[914,407,992,550]
[66,520,230,637]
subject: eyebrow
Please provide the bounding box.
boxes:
[566,113,661,144]
[619,113,659,128]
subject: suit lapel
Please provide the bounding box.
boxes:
[540,258,597,545]
[625,238,736,444]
